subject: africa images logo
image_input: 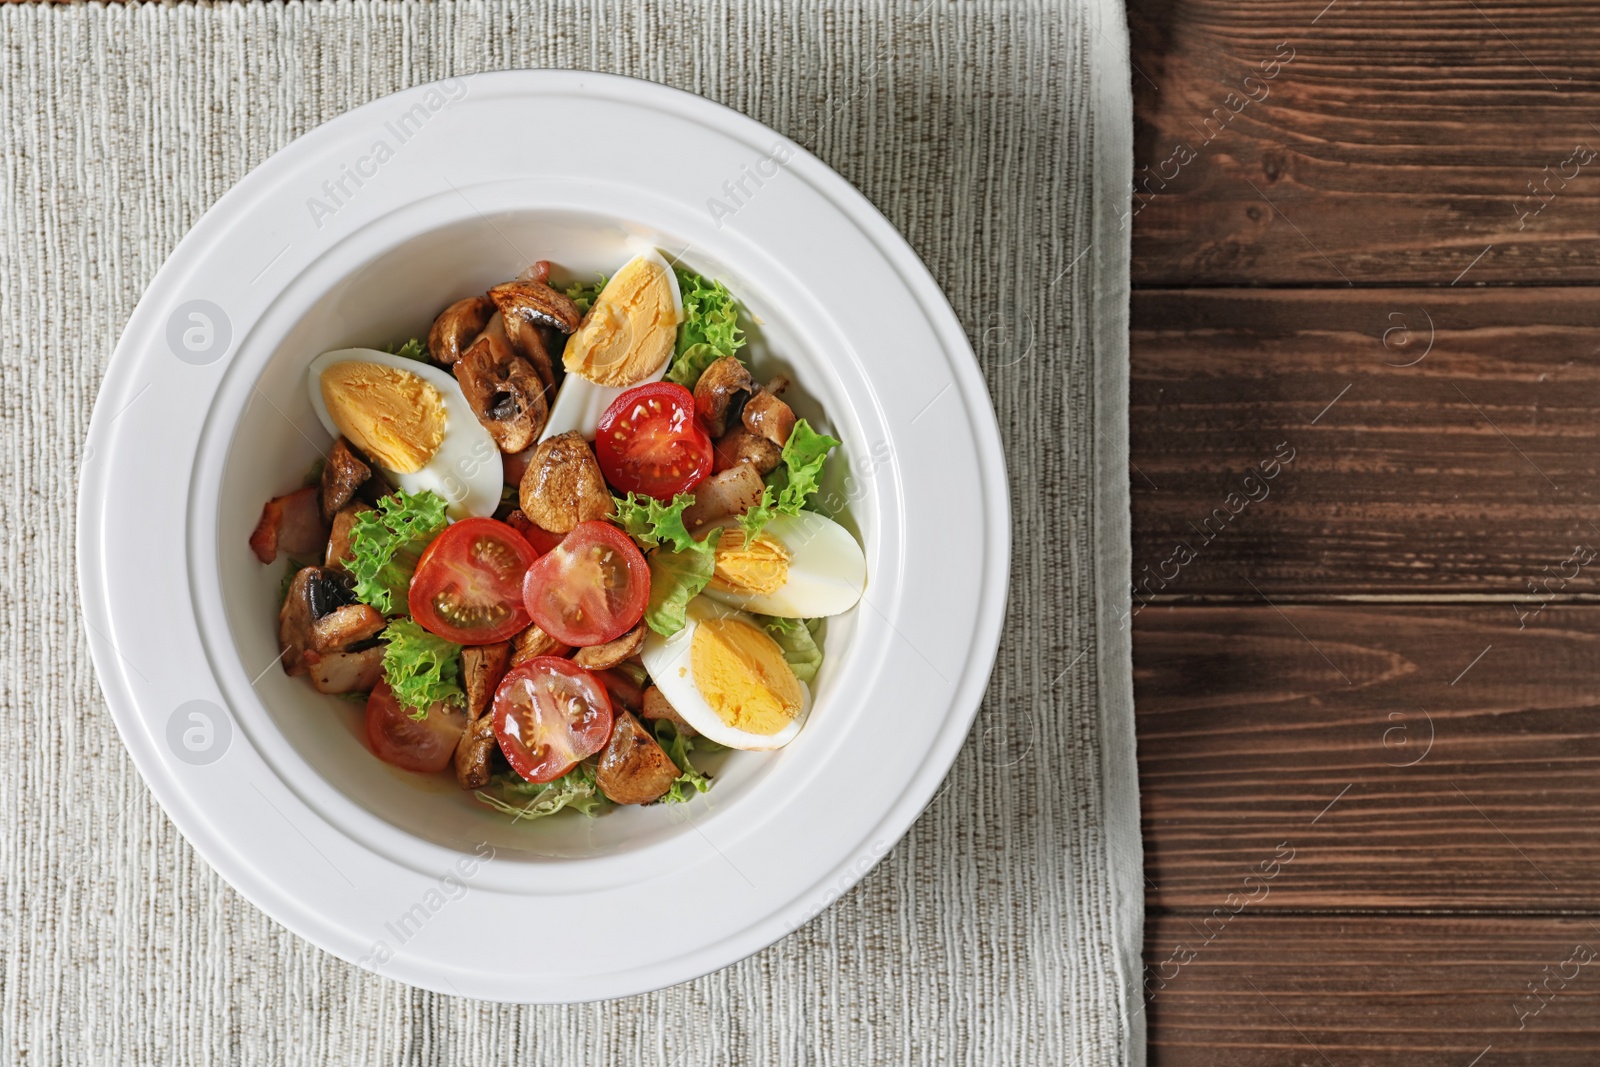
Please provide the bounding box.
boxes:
[305,79,470,230]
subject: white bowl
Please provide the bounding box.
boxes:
[78,71,1009,1002]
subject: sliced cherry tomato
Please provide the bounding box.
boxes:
[408,518,538,645]
[365,681,467,773]
[504,509,566,556]
[492,656,614,783]
[594,382,713,500]
[521,521,650,647]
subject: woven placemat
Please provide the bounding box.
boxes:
[0,2,1139,1063]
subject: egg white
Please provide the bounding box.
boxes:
[540,249,685,442]
[306,348,503,520]
[639,597,811,751]
[701,510,866,618]
[539,367,670,443]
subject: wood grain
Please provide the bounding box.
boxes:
[1130,286,1600,597]
[1145,913,1600,1065]
[1128,0,1600,286]
[1126,0,1600,1058]
[1136,603,1600,911]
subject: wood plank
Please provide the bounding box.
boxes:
[1128,0,1600,286]
[1145,913,1600,1065]
[1130,286,1600,597]
[1136,603,1600,911]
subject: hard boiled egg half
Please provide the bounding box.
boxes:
[306,348,502,519]
[640,598,811,750]
[540,249,684,441]
[700,511,866,618]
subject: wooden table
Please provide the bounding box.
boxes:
[1128,1,1600,1060]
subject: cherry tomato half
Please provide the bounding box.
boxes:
[492,656,615,783]
[521,520,650,647]
[594,382,713,500]
[365,681,468,774]
[408,518,539,645]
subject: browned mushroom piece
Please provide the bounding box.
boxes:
[277,569,320,677]
[741,390,796,447]
[324,501,373,574]
[712,427,783,475]
[764,374,791,396]
[595,710,682,805]
[453,713,498,790]
[488,275,583,335]
[312,603,387,652]
[279,566,360,676]
[490,275,582,396]
[518,431,615,533]
[573,623,646,671]
[510,621,569,665]
[319,437,372,519]
[461,642,511,719]
[504,319,559,396]
[692,357,759,437]
[454,333,549,453]
[681,463,766,531]
[641,685,698,738]
[427,295,495,367]
[304,645,385,694]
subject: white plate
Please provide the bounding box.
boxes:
[78,71,1009,1002]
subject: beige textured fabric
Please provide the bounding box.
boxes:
[0,2,1139,1064]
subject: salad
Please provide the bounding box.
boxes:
[248,250,866,820]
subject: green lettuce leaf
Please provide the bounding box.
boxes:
[644,538,720,637]
[651,720,714,804]
[563,274,609,315]
[380,618,464,718]
[759,615,825,685]
[346,489,449,614]
[475,764,608,821]
[738,485,776,538]
[615,491,727,637]
[387,338,429,362]
[664,343,725,392]
[666,270,745,388]
[613,492,700,553]
[773,419,840,511]
[741,419,841,539]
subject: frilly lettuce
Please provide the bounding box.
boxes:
[380,618,464,718]
[652,720,717,804]
[475,764,608,821]
[666,270,745,388]
[614,491,724,637]
[346,489,449,614]
[741,419,842,538]
[564,274,609,315]
[613,492,701,553]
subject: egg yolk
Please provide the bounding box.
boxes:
[690,618,803,735]
[319,361,446,473]
[708,528,791,596]
[562,255,679,387]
